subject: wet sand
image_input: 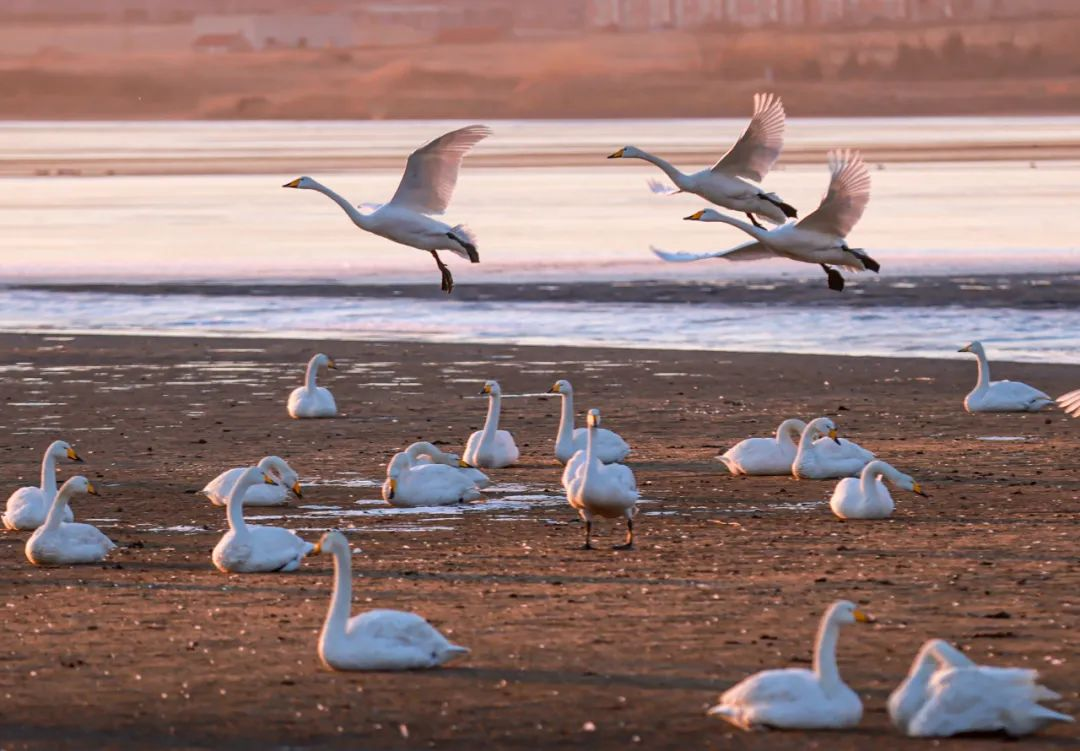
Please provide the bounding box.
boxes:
[0,332,1077,749]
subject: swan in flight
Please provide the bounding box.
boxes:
[201,455,302,507]
[382,450,482,507]
[889,639,1072,737]
[1057,388,1080,416]
[719,418,806,476]
[404,441,490,488]
[829,460,926,520]
[958,341,1052,412]
[563,409,639,549]
[463,381,520,469]
[309,530,470,671]
[707,600,871,730]
[26,476,115,566]
[547,379,630,465]
[792,417,874,480]
[3,440,82,530]
[288,353,338,419]
[608,93,796,227]
[212,466,314,573]
[653,150,879,291]
[283,124,490,293]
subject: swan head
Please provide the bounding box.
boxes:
[547,379,572,395]
[828,599,873,625]
[258,456,302,498]
[282,176,318,190]
[62,475,97,496]
[607,146,643,160]
[808,417,841,444]
[902,475,928,498]
[49,440,83,463]
[480,380,501,396]
[958,340,984,355]
[684,208,725,222]
[586,408,602,428]
[310,529,350,557]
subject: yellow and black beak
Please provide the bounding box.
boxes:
[67,447,83,462]
[263,473,276,486]
[480,385,492,395]
[546,383,560,394]
[607,148,625,159]
[291,481,303,499]
[387,478,397,500]
[684,210,706,221]
[913,482,928,498]
[283,177,302,188]
[86,481,98,496]
[458,459,472,469]
[326,358,337,370]
[853,609,873,623]
[307,541,321,557]
[828,428,841,444]
[958,344,971,353]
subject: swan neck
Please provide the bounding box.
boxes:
[324,544,354,641]
[42,483,73,531]
[714,213,770,241]
[40,451,58,496]
[556,392,575,451]
[307,181,371,229]
[304,359,321,390]
[224,487,249,538]
[480,392,501,449]
[860,462,883,497]
[635,150,689,189]
[813,612,843,691]
[973,350,990,390]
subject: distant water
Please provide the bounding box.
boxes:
[1,289,1076,363]
[1,117,1080,282]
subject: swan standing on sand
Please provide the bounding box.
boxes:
[404,441,490,488]
[212,466,314,573]
[793,417,874,479]
[382,450,483,507]
[288,353,338,419]
[654,151,879,292]
[25,476,115,566]
[283,125,490,293]
[719,418,806,476]
[463,381,519,469]
[889,639,1073,737]
[308,530,470,671]
[608,93,796,227]
[958,341,1052,413]
[707,600,871,731]
[3,440,82,530]
[547,379,630,465]
[563,409,639,550]
[201,455,303,507]
[830,460,926,520]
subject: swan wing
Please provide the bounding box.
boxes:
[247,526,312,570]
[647,178,680,196]
[1057,388,1080,416]
[388,125,491,215]
[796,150,871,237]
[651,242,772,264]
[712,93,786,182]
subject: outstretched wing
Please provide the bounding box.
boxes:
[388,125,492,215]
[651,242,773,264]
[711,93,786,182]
[796,150,871,237]
[1057,388,1080,417]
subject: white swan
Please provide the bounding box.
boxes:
[707,600,871,730]
[3,440,82,530]
[793,417,874,480]
[959,341,1052,413]
[1057,388,1080,417]
[283,124,490,293]
[404,441,490,488]
[608,93,796,227]
[382,450,482,508]
[653,150,878,292]
[309,530,470,671]
[201,455,302,507]
[719,418,806,476]
[462,380,519,469]
[212,466,314,573]
[25,476,115,566]
[890,639,1073,737]
[287,353,338,418]
[563,409,639,549]
[547,379,630,465]
[830,460,926,520]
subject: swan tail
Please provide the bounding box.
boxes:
[717,454,741,475]
[706,704,752,729]
[647,178,681,196]
[447,225,479,263]
[650,245,720,264]
[1027,705,1074,724]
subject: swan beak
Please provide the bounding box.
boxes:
[958,345,971,353]
[828,428,841,444]
[607,148,624,159]
[387,479,396,500]
[546,383,561,394]
[291,481,304,498]
[326,358,337,369]
[86,481,98,496]
[283,178,302,188]
[307,541,321,556]
[67,447,83,462]
[480,385,492,395]
[458,459,472,468]
[684,210,705,221]
[262,473,276,486]
[913,482,928,498]
[853,609,872,623]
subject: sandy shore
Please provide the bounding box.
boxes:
[0,332,1077,749]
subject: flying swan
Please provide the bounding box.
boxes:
[308,530,470,670]
[283,125,490,293]
[829,460,926,520]
[563,409,639,549]
[958,341,1053,412]
[25,476,115,566]
[288,353,338,419]
[3,440,82,531]
[462,380,520,469]
[1057,388,1080,417]
[653,150,879,291]
[608,93,796,227]
[707,600,871,730]
[719,418,806,476]
[547,379,630,465]
[202,455,303,507]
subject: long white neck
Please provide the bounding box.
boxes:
[39,449,59,496]
[304,358,322,390]
[555,392,575,453]
[930,639,974,668]
[705,213,772,243]
[860,460,888,498]
[582,419,598,484]
[632,149,691,190]
[776,419,805,451]
[405,442,440,462]
[797,422,825,455]
[479,391,501,451]
[41,482,75,532]
[972,349,991,391]
[224,477,252,539]
[813,610,843,692]
[323,544,354,644]
[306,180,373,230]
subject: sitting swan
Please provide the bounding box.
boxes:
[382,450,482,508]
[201,455,302,507]
[462,381,519,469]
[890,639,1072,737]
[547,379,630,465]
[309,530,470,670]
[793,417,874,480]
[563,409,639,549]
[212,466,314,573]
[959,341,1052,413]
[3,440,82,530]
[719,418,806,476]
[26,476,115,566]
[287,353,338,419]
[707,600,871,730]
[830,460,926,520]
[404,441,490,488]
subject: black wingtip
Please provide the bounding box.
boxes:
[779,201,798,218]
[862,256,881,273]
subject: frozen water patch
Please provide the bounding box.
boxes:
[977,435,1029,442]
